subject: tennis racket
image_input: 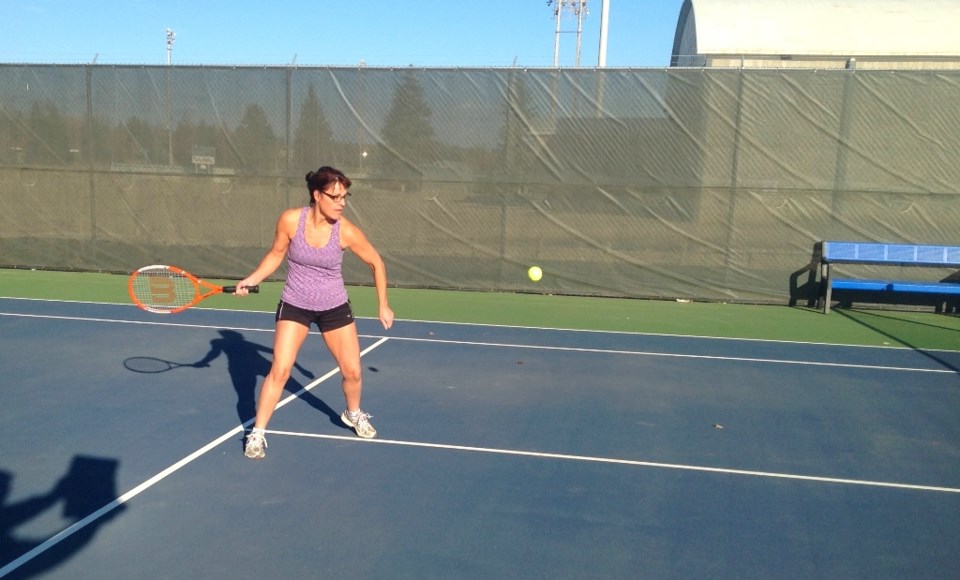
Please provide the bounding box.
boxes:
[128,264,258,314]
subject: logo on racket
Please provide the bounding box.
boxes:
[147,275,178,305]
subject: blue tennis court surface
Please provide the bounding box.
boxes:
[2,298,959,578]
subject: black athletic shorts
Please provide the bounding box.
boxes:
[275,300,354,332]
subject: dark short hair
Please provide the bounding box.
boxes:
[305,166,352,205]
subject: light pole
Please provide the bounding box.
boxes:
[574,1,587,68]
[552,2,562,67]
[166,28,175,65]
[165,29,175,165]
[597,0,609,68]
[548,1,589,67]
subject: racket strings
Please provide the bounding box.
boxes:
[130,270,198,313]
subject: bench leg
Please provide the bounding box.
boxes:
[822,264,832,314]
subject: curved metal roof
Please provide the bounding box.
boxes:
[675,0,960,57]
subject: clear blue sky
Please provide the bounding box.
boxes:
[0,0,685,68]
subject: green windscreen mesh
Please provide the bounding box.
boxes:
[1,65,958,303]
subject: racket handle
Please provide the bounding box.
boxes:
[224,285,260,294]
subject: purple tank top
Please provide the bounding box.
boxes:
[280,207,349,311]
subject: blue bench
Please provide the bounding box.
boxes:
[820,241,960,314]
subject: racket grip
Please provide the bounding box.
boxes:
[224,285,260,294]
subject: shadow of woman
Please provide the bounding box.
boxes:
[1,456,126,578]
[194,330,343,429]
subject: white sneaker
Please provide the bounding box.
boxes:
[244,429,267,459]
[341,409,377,439]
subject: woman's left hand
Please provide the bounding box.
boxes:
[379,306,395,330]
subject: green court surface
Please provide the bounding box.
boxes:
[2,268,958,351]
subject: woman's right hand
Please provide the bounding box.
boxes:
[233,277,258,296]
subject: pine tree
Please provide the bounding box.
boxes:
[293,85,334,172]
[232,104,277,175]
[379,69,435,179]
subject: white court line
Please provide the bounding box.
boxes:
[0,311,276,335]
[6,295,960,354]
[0,337,390,578]
[380,335,959,374]
[1,311,956,374]
[267,429,960,495]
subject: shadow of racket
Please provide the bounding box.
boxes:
[123,356,203,374]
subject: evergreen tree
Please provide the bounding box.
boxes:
[379,70,434,178]
[500,69,536,177]
[232,104,277,175]
[116,116,160,164]
[27,102,70,166]
[82,115,112,167]
[293,85,335,172]
[1,110,26,164]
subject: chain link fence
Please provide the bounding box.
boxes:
[1,65,958,303]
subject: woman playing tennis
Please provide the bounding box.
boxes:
[235,166,394,459]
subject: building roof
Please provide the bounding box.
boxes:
[673,0,960,58]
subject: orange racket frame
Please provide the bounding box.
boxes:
[128,264,258,314]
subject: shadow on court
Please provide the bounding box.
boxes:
[193,330,344,431]
[837,309,960,373]
[1,456,124,579]
[121,330,350,443]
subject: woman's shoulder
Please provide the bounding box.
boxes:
[281,206,307,217]
[280,206,308,221]
[277,207,305,231]
[337,215,370,247]
[338,215,359,235]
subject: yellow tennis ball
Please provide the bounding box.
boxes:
[527,266,543,282]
